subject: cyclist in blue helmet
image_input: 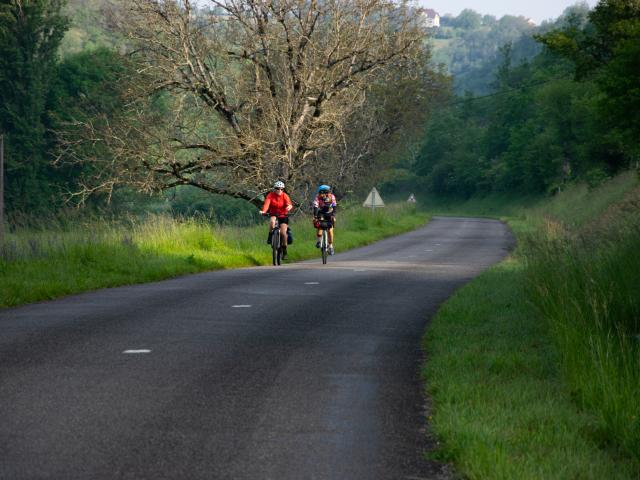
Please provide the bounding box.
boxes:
[312,185,337,255]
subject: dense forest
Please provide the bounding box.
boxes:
[0,0,639,221]
[430,7,542,94]
[387,1,640,198]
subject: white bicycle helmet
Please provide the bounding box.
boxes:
[273,181,285,189]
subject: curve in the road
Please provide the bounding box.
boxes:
[0,216,513,480]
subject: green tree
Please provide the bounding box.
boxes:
[0,0,69,214]
[409,1,640,199]
[453,9,483,30]
[49,47,129,205]
[414,94,490,196]
[539,0,640,166]
[594,2,640,161]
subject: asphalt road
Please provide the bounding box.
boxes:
[0,216,513,480]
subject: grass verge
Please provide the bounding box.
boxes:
[422,171,640,478]
[0,203,428,308]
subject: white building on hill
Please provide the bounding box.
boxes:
[424,9,440,28]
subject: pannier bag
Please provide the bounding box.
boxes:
[313,217,333,229]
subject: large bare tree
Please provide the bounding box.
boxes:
[318,54,452,195]
[58,0,429,205]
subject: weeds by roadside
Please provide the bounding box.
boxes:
[424,258,637,479]
[423,171,640,478]
[524,195,640,464]
[0,203,428,308]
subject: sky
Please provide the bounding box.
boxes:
[419,0,598,24]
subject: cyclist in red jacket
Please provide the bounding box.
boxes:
[261,181,293,258]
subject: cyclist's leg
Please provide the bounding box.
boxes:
[279,223,288,247]
[268,216,277,243]
[328,222,335,254]
[275,219,286,259]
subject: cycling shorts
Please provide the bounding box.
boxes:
[270,215,289,224]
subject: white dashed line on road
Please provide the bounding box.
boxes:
[304,282,320,285]
[232,305,252,308]
[123,350,151,354]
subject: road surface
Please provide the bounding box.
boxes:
[0,216,513,479]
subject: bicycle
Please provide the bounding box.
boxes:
[265,214,286,266]
[315,214,333,265]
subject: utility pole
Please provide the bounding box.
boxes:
[0,134,4,244]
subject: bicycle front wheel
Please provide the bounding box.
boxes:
[321,230,328,264]
[272,229,280,266]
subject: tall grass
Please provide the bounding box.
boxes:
[423,171,640,477]
[524,191,640,462]
[0,203,428,308]
[424,258,638,479]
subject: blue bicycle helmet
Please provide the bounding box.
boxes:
[317,184,331,193]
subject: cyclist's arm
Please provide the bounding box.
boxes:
[284,193,293,213]
[260,194,271,215]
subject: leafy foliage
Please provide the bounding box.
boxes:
[0,0,69,213]
[49,47,130,205]
[411,1,639,198]
[59,0,119,55]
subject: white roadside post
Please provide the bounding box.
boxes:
[363,187,385,213]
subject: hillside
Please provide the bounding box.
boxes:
[427,4,590,94]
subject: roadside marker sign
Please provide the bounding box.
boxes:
[363,187,385,211]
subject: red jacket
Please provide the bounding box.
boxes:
[261,191,293,217]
